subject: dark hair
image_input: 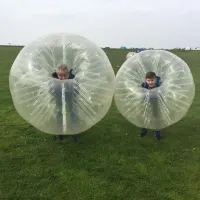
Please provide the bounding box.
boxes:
[146,72,156,79]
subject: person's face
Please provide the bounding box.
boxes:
[146,77,156,88]
[57,69,68,80]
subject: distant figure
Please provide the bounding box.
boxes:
[52,64,79,142]
[141,72,162,140]
[136,48,145,53]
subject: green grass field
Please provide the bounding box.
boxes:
[1,46,200,200]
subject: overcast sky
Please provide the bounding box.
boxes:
[1,0,200,48]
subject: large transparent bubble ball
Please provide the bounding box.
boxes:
[114,50,195,130]
[126,52,136,60]
[9,33,116,135]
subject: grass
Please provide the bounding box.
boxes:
[1,46,200,200]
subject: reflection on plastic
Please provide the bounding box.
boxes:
[9,33,116,135]
[114,50,195,130]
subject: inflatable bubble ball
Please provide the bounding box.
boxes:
[126,52,136,60]
[114,50,195,130]
[9,33,116,135]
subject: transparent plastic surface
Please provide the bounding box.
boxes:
[114,50,195,130]
[126,52,136,60]
[9,33,115,135]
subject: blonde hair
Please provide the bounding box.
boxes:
[57,64,68,72]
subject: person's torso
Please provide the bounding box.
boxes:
[52,69,75,102]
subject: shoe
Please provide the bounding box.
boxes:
[72,134,79,143]
[154,130,161,140]
[56,135,64,140]
[141,128,147,137]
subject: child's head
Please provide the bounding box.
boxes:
[57,64,69,80]
[145,72,157,87]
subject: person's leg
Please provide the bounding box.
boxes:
[70,106,80,143]
[66,93,80,143]
[56,108,64,140]
[141,128,147,137]
[55,87,64,140]
[56,135,64,140]
[72,134,80,142]
[154,130,161,140]
[149,94,161,140]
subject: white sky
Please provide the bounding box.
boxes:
[0,0,200,48]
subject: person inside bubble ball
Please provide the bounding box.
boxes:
[141,71,162,140]
[52,64,79,142]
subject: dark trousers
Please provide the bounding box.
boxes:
[55,89,77,135]
[142,96,160,132]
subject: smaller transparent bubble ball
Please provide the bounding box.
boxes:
[114,50,195,130]
[126,52,136,60]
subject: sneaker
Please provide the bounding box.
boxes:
[72,134,79,143]
[154,130,161,140]
[56,135,64,140]
[141,128,147,137]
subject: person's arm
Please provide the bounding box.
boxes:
[141,82,145,88]
[69,69,75,79]
[52,72,58,79]
[48,73,58,94]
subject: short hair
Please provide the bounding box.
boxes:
[57,64,68,72]
[146,72,156,79]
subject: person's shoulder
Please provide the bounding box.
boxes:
[141,82,147,88]
[69,69,75,79]
[52,72,58,78]
[156,76,161,80]
[156,76,161,86]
